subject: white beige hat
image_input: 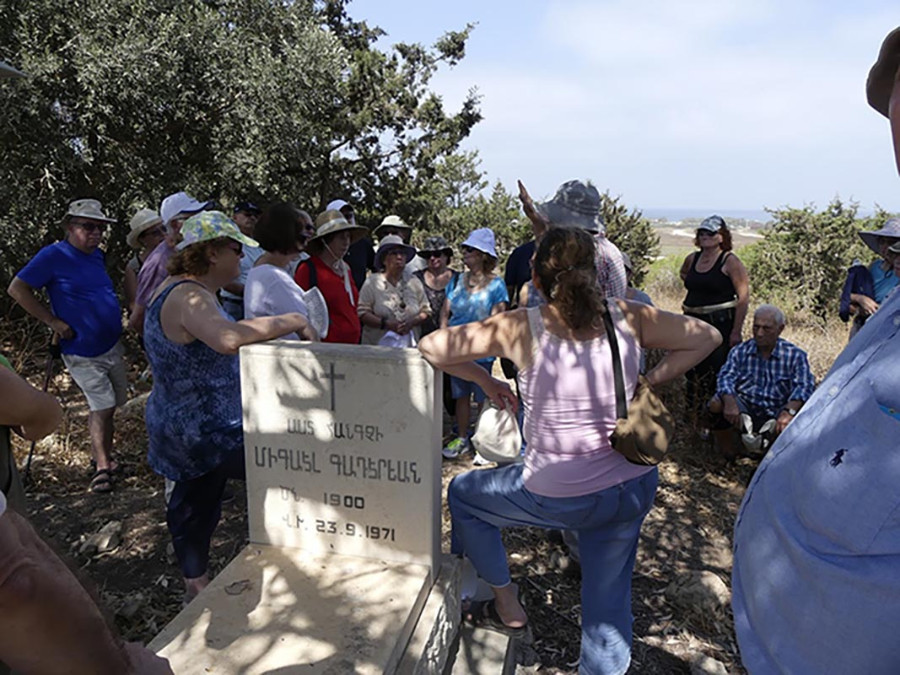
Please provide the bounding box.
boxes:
[65,199,116,223]
[127,208,163,248]
[373,214,413,238]
[306,209,368,254]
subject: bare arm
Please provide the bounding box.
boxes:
[165,284,313,354]
[419,309,532,375]
[518,179,549,241]
[7,278,73,340]
[123,266,138,313]
[725,253,750,346]
[0,510,172,674]
[0,366,62,441]
[127,303,146,335]
[620,299,722,388]
[439,297,451,330]
[418,310,531,410]
[679,253,694,282]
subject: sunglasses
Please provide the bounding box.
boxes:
[73,221,107,233]
[461,245,477,254]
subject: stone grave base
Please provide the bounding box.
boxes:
[150,545,462,675]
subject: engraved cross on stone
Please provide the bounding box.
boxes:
[318,362,346,411]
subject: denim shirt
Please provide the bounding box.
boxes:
[732,289,900,673]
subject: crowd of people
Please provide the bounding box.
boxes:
[2,24,900,675]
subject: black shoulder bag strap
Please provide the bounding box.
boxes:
[601,299,628,420]
[302,257,318,289]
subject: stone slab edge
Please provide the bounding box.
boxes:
[396,555,462,675]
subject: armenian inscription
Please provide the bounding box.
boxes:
[240,342,441,571]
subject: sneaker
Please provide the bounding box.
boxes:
[472,452,492,466]
[442,437,470,459]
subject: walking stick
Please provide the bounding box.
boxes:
[22,332,60,486]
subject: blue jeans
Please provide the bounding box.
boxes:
[448,464,658,675]
[449,360,493,403]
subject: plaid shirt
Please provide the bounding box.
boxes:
[716,337,815,419]
[594,234,627,299]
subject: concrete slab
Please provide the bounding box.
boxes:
[149,544,432,674]
[397,556,462,675]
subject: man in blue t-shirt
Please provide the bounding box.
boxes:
[7,199,127,493]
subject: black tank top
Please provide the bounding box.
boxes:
[683,251,736,307]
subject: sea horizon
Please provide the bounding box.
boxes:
[639,205,881,224]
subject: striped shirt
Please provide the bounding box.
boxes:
[716,337,815,419]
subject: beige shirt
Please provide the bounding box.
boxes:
[358,272,430,345]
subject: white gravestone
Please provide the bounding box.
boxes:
[149,342,455,674]
[241,342,441,573]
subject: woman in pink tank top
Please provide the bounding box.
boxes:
[419,228,721,675]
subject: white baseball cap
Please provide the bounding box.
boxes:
[160,191,210,226]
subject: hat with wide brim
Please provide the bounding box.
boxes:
[176,210,259,251]
[536,180,606,234]
[373,214,413,238]
[374,234,417,270]
[461,228,498,259]
[417,235,453,259]
[866,27,900,118]
[0,60,25,79]
[306,209,368,255]
[65,199,117,223]
[859,217,900,254]
[127,208,163,248]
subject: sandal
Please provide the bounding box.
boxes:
[464,599,527,638]
[89,468,114,493]
[89,457,121,476]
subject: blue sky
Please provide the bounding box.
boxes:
[349,0,899,214]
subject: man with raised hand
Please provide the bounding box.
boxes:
[731,27,900,673]
[8,199,127,494]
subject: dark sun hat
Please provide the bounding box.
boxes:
[866,27,900,118]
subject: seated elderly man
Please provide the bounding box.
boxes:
[708,304,815,458]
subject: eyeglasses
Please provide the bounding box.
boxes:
[140,226,165,239]
[72,221,106,233]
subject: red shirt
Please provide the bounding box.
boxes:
[294,256,361,344]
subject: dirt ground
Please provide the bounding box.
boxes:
[4,330,761,675]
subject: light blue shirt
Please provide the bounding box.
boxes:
[732,288,900,673]
[870,259,899,303]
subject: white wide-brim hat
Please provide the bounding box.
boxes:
[127,208,163,248]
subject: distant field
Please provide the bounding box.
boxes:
[654,225,764,257]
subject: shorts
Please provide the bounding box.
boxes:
[450,360,493,403]
[62,341,128,411]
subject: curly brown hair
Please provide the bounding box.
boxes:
[534,228,605,330]
[166,237,233,276]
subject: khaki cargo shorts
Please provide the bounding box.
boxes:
[62,341,128,411]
